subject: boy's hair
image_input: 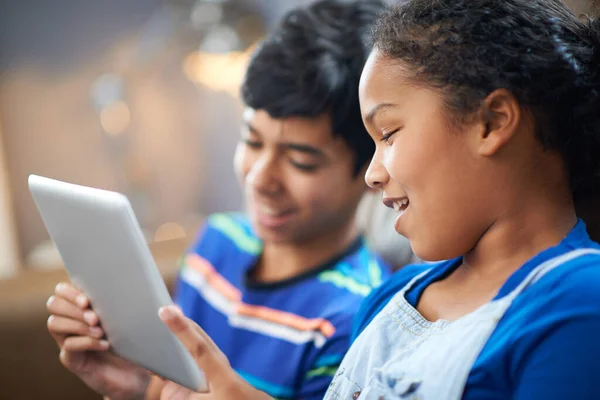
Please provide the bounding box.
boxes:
[241,0,386,177]
[373,0,600,201]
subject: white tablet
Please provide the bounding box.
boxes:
[29,174,207,392]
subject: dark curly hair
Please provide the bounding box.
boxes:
[372,0,600,201]
[241,0,386,176]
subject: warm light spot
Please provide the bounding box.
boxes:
[182,43,258,97]
[100,100,131,136]
[26,240,63,270]
[179,213,206,236]
[154,222,187,242]
[183,52,203,82]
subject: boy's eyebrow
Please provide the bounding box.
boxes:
[365,103,396,125]
[242,121,326,158]
[244,121,261,136]
[281,143,325,157]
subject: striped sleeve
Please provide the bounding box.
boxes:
[295,315,353,400]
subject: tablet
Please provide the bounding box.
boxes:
[29,174,207,392]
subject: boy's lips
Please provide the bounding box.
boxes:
[257,204,295,217]
[252,202,298,229]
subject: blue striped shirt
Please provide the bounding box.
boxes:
[175,213,391,399]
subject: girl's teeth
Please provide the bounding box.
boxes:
[393,199,409,212]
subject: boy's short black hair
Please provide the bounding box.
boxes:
[372,0,600,201]
[241,0,386,177]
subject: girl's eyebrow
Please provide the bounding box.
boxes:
[365,103,397,125]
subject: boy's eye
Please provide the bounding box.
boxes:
[243,139,262,148]
[290,160,318,172]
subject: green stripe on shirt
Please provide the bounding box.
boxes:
[306,365,340,379]
[318,270,371,296]
[209,214,262,255]
[368,259,383,287]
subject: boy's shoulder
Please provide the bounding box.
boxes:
[315,240,392,297]
[191,212,262,257]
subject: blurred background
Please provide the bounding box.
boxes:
[0,0,310,277]
[0,0,597,399]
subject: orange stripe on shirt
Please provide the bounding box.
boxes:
[236,303,336,338]
[185,254,335,337]
[185,254,242,302]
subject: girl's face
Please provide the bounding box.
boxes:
[359,50,501,261]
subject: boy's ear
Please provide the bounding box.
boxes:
[476,89,521,157]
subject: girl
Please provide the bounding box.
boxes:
[327,0,600,398]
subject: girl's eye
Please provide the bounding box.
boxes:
[380,129,399,144]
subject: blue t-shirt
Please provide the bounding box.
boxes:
[353,220,600,399]
[175,213,391,400]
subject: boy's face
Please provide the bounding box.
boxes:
[234,108,366,245]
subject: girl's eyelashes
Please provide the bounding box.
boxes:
[380,129,400,144]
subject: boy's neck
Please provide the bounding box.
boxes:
[251,221,360,284]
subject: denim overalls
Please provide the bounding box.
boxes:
[324,248,600,399]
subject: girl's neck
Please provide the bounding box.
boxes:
[462,179,577,280]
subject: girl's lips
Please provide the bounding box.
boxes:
[382,196,409,211]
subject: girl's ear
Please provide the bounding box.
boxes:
[476,89,521,157]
